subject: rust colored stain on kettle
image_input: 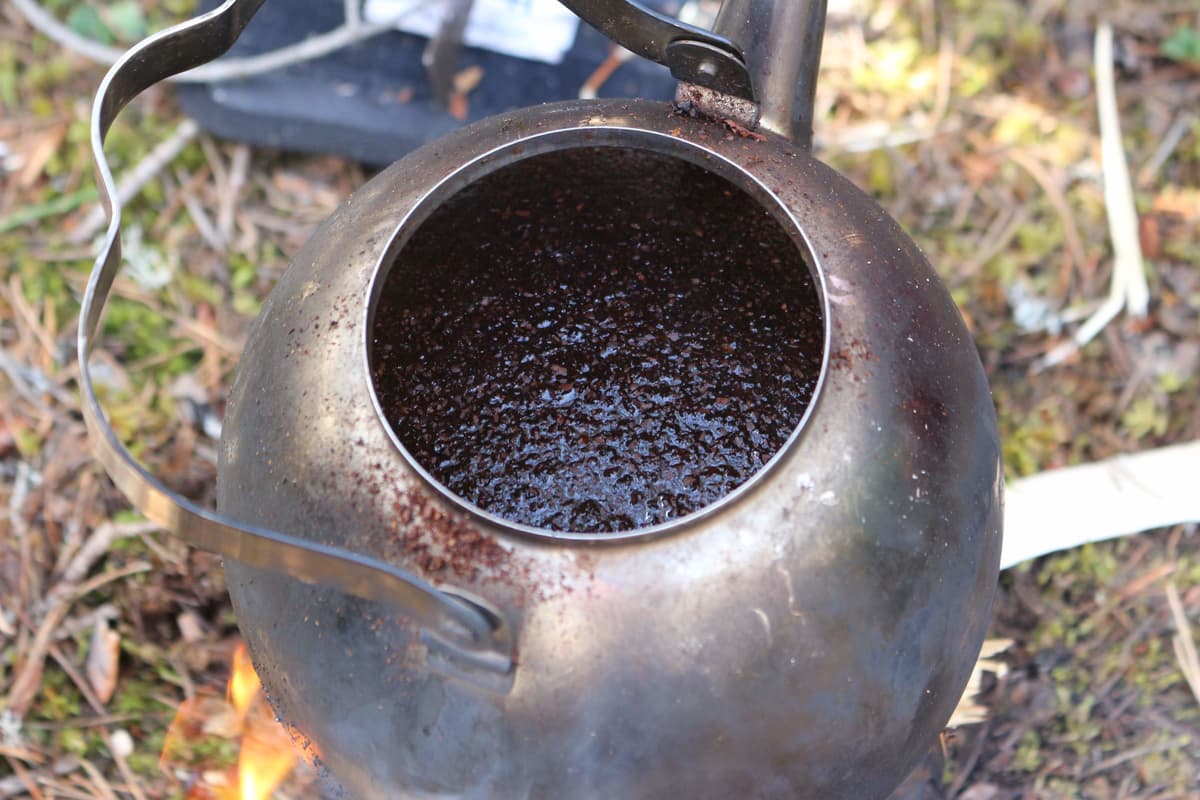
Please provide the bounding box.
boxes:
[371,147,823,532]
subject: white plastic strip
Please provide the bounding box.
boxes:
[1001,440,1200,569]
[365,0,581,64]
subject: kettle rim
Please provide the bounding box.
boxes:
[361,124,834,543]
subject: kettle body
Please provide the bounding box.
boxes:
[217,99,1002,799]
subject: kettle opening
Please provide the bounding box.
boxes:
[365,131,828,539]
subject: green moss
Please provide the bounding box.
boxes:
[1157,371,1190,394]
[999,395,1071,478]
[0,42,18,109]
[159,722,240,772]
[111,676,173,716]
[127,729,171,776]
[1013,728,1043,772]
[1120,396,1169,441]
[1163,26,1200,63]
[854,39,922,93]
[955,54,999,99]
[179,272,223,305]
[1012,21,1046,53]
[232,291,262,317]
[56,726,89,755]
[102,297,186,365]
[31,668,82,722]
[1015,218,1064,267]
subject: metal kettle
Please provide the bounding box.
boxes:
[80,0,1003,797]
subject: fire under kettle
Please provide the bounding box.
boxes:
[80,0,1003,797]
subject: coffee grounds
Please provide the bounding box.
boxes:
[371,147,823,533]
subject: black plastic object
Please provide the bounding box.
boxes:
[177,0,679,165]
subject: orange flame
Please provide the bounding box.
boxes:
[223,643,296,800]
[162,641,297,800]
[227,644,261,720]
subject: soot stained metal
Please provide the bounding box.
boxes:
[80,0,1003,797]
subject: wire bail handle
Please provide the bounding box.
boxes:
[79,0,515,689]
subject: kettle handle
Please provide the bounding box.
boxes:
[78,0,515,689]
[560,0,827,147]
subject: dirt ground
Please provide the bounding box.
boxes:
[2,0,1199,797]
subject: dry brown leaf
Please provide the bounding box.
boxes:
[948,638,1013,727]
[0,417,15,459]
[956,150,1001,187]
[1152,187,1200,220]
[176,609,206,644]
[271,170,342,210]
[449,92,469,122]
[86,619,121,704]
[452,65,485,95]
[959,784,1001,800]
[1138,215,1161,259]
[202,769,230,788]
[202,707,243,739]
[1166,582,1200,708]
[16,122,67,189]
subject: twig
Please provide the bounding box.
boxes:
[199,137,229,193]
[1166,582,1200,708]
[8,0,423,84]
[1115,562,1177,601]
[4,599,71,719]
[51,473,98,578]
[0,186,97,235]
[0,757,78,799]
[75,759,119,800]
[579,46,633,100]
[5,277,58,366]
[1009,149,1091,291]
[1137,111,1197,186]
[928,27,954,130]
[0,744,43,764]
[52,605,120,643]
[0,351,74,411]
[58,520,161,587]
[46,644,106,717]
[70,119,201,246]
[1081,735,1192,778]
[68,562,153,601]
[959,203,1032,280]
[8,462,40,619]
[1,755,44,800]
[0,352,52,422]
[946,717,991,797]
[949,638,1012,728]
[100,727,148,800]
[217,144,251,246]
[22,711,171,732]
[815,117,961,154]
[345,0,363,29]
[172,314,244,355]
[161,161,213,231]
[1041,22,1149,369]
[175,167,225,252]
[6,563,151,719]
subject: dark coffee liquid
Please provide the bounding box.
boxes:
[371,147,823,533]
